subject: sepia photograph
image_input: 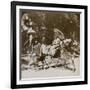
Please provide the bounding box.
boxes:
[11,1,87,89]
[20,10,80,79]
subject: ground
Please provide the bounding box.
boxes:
[21,57,80,79]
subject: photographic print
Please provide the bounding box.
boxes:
[20,10,80,79]
[11,1,88,89]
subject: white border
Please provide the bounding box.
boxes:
[16,5,85,85]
